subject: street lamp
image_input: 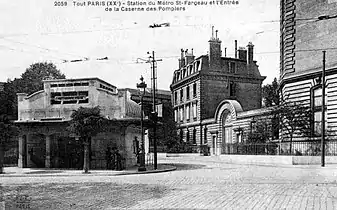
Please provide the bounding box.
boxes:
[321,51,326,167]
[137,75,147,171]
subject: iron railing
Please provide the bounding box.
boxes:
[221,140,337,156]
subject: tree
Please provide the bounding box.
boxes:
[161,104,181,153]
[0,115,18,174]
[247,118,271,144]
[262,77,279,107]
[274,96,312,153]
[4,62,66,119]
[14,62,66,95]
[67,106,107,173]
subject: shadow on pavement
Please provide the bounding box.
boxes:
[171,163,206,171]
[2,182,171,210]
[25,170,64,174]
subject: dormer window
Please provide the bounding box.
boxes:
[196,61,201,72]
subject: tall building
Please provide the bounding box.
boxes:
[280,0,337,140]
[170,29,266,152]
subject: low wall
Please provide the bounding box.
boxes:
[292,156,337,165]
[166,153,202,157]
[219,155,293,165]
[220,155,337,165]
[161,153,337,165]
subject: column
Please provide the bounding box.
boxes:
[18,135,25,168]
[216,131,221,156]
[45,135,51,168]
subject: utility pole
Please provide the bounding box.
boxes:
[148,51,162,170]
[321,50,326,167]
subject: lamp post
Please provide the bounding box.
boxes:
[137,76,147,171]
[321,51,326,167]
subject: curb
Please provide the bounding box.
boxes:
[0,165,177,178]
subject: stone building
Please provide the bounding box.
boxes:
[280,0,337,140]
[15,78,143,169]
[170,29,266,154]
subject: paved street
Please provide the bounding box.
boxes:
[1,155,337,209]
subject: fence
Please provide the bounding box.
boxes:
[222,140,337,156]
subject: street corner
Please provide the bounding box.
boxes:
[0,164,177,178]
[115,164,177,176]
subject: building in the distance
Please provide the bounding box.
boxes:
[280,0,337,140]
[170,29,266,154]
[119,87,172,151]
[15,78,143,169]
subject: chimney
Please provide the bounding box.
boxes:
[209,27,222,70]
[235,40,238,59]
[238,47,247,61]
[185,48,195,64]
[247,42,254,64]
[179,48,185,68]
[224,47,227,57]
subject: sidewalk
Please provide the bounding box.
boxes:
[0,164,176,177]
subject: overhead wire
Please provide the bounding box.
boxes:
[0,37,88,59]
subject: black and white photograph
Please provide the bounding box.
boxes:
[0,0,337,209]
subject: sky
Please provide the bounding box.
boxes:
[0,0,280,90]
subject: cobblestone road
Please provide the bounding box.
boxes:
[1,155,337,209]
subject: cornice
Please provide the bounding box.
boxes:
[170,73,200,89]
[201,73,265,83]
[279,67,337,90]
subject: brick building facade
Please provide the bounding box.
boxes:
[170,29,266,154]
[280,0,337,141]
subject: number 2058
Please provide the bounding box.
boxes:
[54,1,67,6]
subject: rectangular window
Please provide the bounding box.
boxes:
[193,83,197,98]
[204,128,207,144]
[312,87,327,136]
[193,103,197,119]
[230,62,236,73]
[193,129,197,144]
[314,111,322,135]
[186,104,190,120]
[180,107,184,121]
[180,89,184,102]
[186,86,190,100]
[186,130,190,142]
[174,91,178,105]
[230,82,235,97]
[50,91,89,105]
